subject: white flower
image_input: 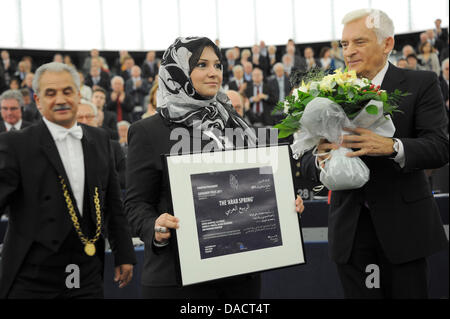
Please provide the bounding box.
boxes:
[283,101,290,114]
[351,78,366,87]
[309,81,319,91]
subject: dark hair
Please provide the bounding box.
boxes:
[406,53,418,61]
[188,38,222,74]
[419,41,433,54]
[319,46,331,58]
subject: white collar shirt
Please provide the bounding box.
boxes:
[5,119,22,131]
[43,117,85,216]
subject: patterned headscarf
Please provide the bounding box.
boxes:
[157,37,254,138]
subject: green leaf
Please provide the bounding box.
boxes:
[365,104,378,115]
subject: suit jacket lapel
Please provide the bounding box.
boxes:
[80,125,101,223]
[380,62,406,94]
[38,120,72,190]
[380,63,408,131]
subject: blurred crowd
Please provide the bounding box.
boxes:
[0,18,448,144]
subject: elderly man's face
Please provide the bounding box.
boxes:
[118,125,128,140]
[233,68,243,80]
[274,65,284,78]
[243,63,253,74]
[131,66,141,78]
[443,61,449,80]
[1,98,22,125]
[77,104,97,127]
[304,48,314,59]
[112,79,124,92]
[252,69,263,85]
[34,71,81,129]
[226,91,244,117]
[341,16,393,80]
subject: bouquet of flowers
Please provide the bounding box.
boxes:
[274,69,408,190]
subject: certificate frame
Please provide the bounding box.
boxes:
[163,144,306,286]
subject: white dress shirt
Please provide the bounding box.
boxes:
[370,61,405,168]
[5,119,22,131]
[43,117,85,216]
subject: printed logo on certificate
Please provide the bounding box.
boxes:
[191,167,282,259]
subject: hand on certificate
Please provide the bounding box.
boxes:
[295,195,305,215]
[154,213,179,243]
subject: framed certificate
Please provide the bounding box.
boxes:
[163,144,305,286]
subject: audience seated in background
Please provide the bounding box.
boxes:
[418,41,441,75]
[20,88,40,123]
[82,49,109,74]
[244,67,277,127]
[106,76,133,123]
[440,58,449,116]
[1,50,17,85]
[396,58,408,68]
[78,71,92,101]
[117,120,130,157]
[142,79,158,119]
[77,100,126,189]
[406,54,423,71]
[141,51,159,85]
[0,89,32,132]
[91,87,119,140]
[227,65,247,95]
[319,46,335,72]
[125,65,150,121]
[85,57,111,91]
[304,47,321,71]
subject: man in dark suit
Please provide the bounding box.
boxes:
[0,89,32,133]
[300,9,448,298]
[141,51,159,85]
[268,63,291,124]
[85,64,111,92]
[0,62,136,298]
[227,65,248,95]
[244,68,278,127]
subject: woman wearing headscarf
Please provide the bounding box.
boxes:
[125,37,267,299]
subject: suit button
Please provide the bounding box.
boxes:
[43,195,51,201]
[295,171,300,177]
[296,162,301,168]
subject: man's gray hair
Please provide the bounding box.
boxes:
[111,75,124,85]
[442,58,449,70]
[342,8,395,43]
[273,62,284,71]
[117,120,131,129]
[80,99,98,116]
[232,64,243,73]
[0,89,24,107]
[32,62,80,96]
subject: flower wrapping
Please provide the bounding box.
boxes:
[274,69,407,191]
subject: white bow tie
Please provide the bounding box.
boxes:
[55,125,83,141]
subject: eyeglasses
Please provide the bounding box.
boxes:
[1,107,20,111]
[77,114,96,120]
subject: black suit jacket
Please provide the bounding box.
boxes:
[85,71,111,92]
[141,61,159,83]
[300,63,449,264]
[0,120,136,297]
[244,81,278,126]
[0,120,32,133]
